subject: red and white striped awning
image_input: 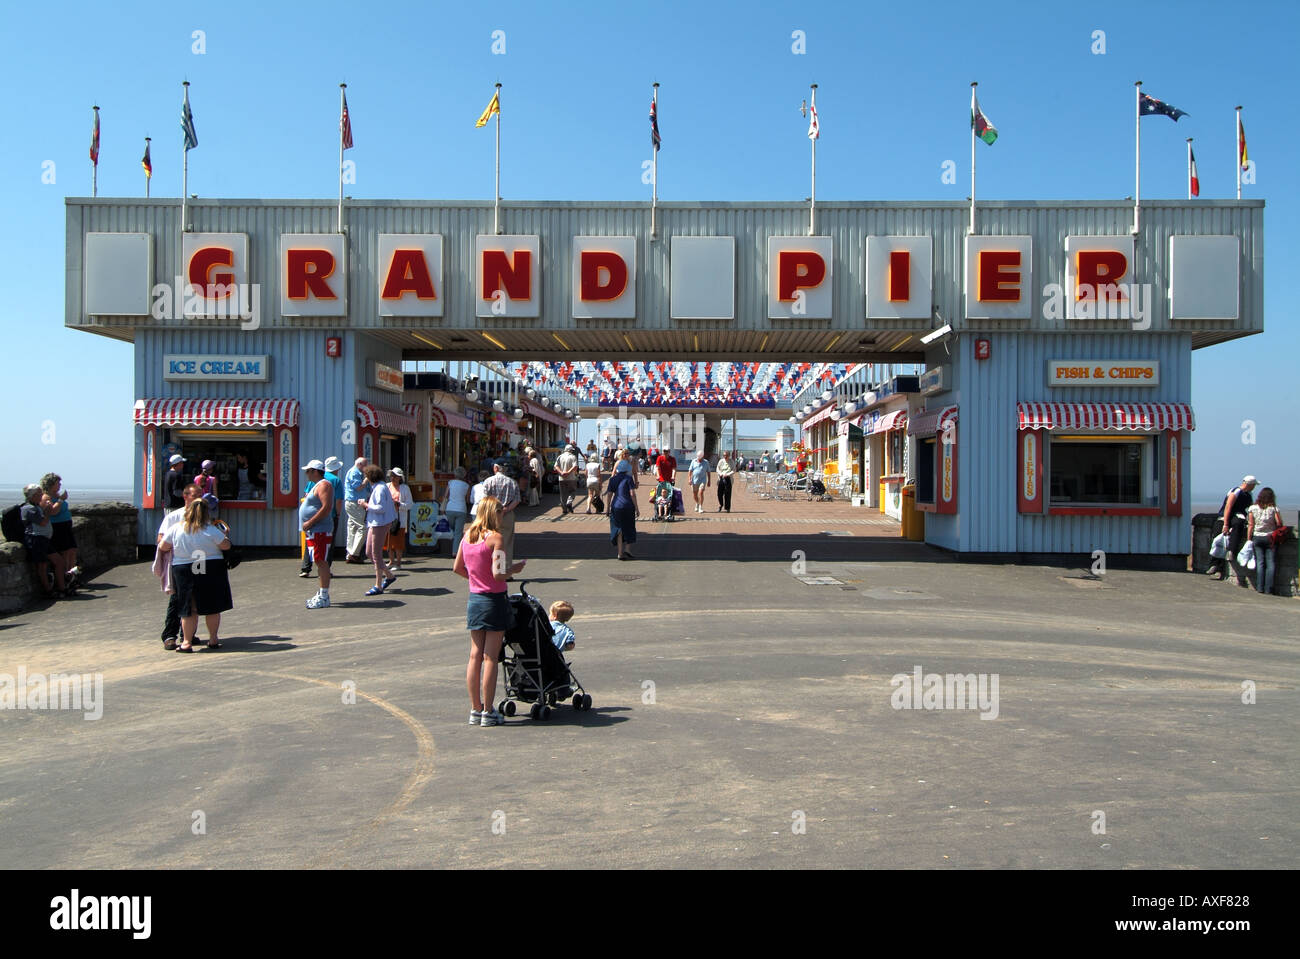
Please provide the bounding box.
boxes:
[871,409,908,434]
[134,398,299,428]
[428,405,476,431]
[907,405,959,437]
[357,400,418,434]
[802,402,839,430]
[403,403,422,424]
[1017,402,1195,432]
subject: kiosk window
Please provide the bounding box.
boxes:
[174,430,268,501]
[915,439,936,505]
[1048,435,1156,506]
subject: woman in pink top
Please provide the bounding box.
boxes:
[453,496,526,727]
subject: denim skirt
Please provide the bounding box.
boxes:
[467,590,513,631]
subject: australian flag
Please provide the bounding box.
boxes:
[1139,93,1188,121]
[650,99,661,151]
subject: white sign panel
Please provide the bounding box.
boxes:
[475,235,540,318]
[85,233,153,316]
[1064,236,1134,320]
[280,234,347,317]
[164,354,270,382]
[1169,235,1239,320]
[1047,360,1160,387]
[768,236,833,319]
[670,236,735,319]
[572,236,637,319]
[865,236,932,319]
[378,234,443,317]
[183,233,250,318]
[964,235,1033,320]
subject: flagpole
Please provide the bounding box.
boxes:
[145,137,151,198]
[1133,80,1142,235]
[651,82,659,240]
[494,82,502,235]
[338,83,347,233]
[91,105,99,198]
[809,84,817,237]
[1186,138,1192,200]
[969,83,977,235]
[181,82,190,234]
[1235,105,1243,200]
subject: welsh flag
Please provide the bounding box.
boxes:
[972,92,997,145]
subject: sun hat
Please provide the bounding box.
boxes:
[301,459,326,472]
[323,456,343,473]
[391,467,405,478]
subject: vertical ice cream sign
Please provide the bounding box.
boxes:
[572,237,636,318]
[1064,236,1134,320]
[182,233,249,318]
[280,235,347,317]
[768,237,833,319]
[964,236,1032,320]
[865,237,933,319]
[378,235,443,317]
[476,235,540,317]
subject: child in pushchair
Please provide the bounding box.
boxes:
[495,583,592,720]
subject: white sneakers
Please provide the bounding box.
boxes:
[479,710,504,726]
[306,591,330,609]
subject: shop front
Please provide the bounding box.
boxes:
[907,405,959,514]
[863,408,908,519]
[355,399,418,473]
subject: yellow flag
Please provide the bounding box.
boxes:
[475,91,500,128]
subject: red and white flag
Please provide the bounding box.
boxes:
[1189,143,1200,197]
[341,90,354,150]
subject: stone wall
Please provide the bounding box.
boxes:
[0,502,137,613]
[1191,511,1298,596]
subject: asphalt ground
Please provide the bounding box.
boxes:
[1,477,1296,869]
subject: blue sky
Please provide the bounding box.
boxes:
[3,0,1296,499]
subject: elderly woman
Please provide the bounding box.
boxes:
[454,497,526,726]
[441,466,471,557]
[606,458,639,561]
[386,468,412,572]
[359,464,397,595]
[157,497,232,651]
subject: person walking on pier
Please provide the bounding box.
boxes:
[343,457,371,564]
[716,452,735,513]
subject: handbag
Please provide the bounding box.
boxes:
[214,520,241,569]
[1209,532,1229,559]
[1269,524,1289,547]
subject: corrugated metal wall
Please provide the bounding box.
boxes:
[942,332,1193,556]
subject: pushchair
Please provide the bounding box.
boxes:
[497,582,592,720]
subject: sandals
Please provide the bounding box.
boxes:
[176,643,194,653]
[206,639,222,650]
[365,586,383,596]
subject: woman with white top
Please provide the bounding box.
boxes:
[442,466,471,557]
[157,498,232,651]
[1246,486,1282,595]
[583,457,602,513]
[359,464,397,595]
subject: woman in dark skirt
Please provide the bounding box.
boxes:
[453,497,526,727]
[158,498,232,652]
[606,458,638,560]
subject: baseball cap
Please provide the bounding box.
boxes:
[1243,475,1258,484]
[201,493,219,510]
[201,459,215,471]
[324,456,343,473]
[169,454,185,465]
[301,459,326,472]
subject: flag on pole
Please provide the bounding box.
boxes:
[807,97,820,140]
[475,90,500,128]
[972,92,997,145]
[142,139,152,178]
[341,91,354,149]
[650,98,661,150]
[182,87,198,150]
[90,108,100,165]
[1138,93,1187,121]
[1188,144,1199,197]
[1237,114,1248,170]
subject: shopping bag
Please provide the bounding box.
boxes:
[1236,540,1255,570]
[1209,533,1229,559]
[672,488,685,514]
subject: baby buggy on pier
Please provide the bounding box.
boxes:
[496,582,592,721]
